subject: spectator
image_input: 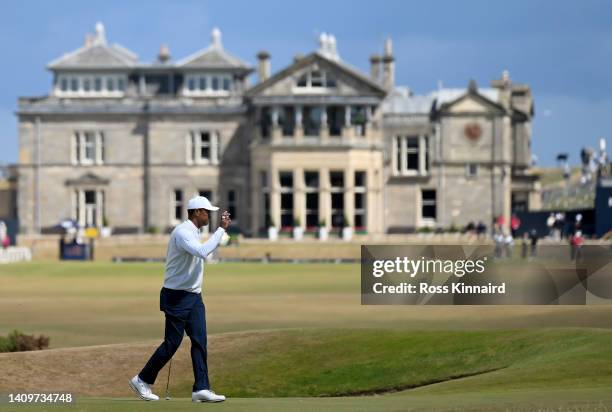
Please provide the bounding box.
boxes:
[476,221,487,239]
[529,229,539,257]
[575,213,583,232]
[465,221,475,233]
[0,220,6,249]
[504,232,514,258]
[510,214,521,237]
[570,230,584,261]
[546,213,555,238]
[521,232,529,259]
[494,230,504,258]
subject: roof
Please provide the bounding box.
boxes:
[48,23,138,70]
[382,86,501,115]
[176,28,251,71]
[48,43,139,69]
[177,45,251,70]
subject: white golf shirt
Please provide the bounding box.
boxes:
[163,220,225,293]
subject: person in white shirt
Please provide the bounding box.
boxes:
[130,196,231,403]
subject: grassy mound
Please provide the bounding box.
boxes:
[1,328,611,399]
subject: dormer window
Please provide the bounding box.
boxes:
[55,74,127,97]
[184,73,232,96]
[295,69,337,91]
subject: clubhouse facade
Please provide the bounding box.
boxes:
[16,23,539,237]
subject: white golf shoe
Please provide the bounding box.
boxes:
[129,375,160,401]
[192,389,226,402]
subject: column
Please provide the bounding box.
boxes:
[419,135,426,175]
[294,168,305,229]
[294,105,304,141]
[320,106,329,142]
[96,190,104,228]
[270,167,281,229]
[342,105,352,139]
[344,168,355,227]
[320,168,331,229]
[211,132,219,164]
[365,106,372,141]
[250,168,259,235]
[271,106,281,141]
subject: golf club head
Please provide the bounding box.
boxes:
[165,396,171,400]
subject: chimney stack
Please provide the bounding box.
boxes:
[370,54,381,84]
[257,50,271,83]
[84,33,94,47]
[158,44,170,63]
[382,37,395,91]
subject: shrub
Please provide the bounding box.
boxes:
[0,330,50,352]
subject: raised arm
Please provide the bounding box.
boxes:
[176,210,232,259]
[177,227,226,259]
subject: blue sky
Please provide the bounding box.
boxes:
[0,0,610,166]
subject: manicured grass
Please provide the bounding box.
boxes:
[1,262,612,348]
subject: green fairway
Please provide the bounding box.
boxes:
[1,262,611,348]
[1,262,611,411]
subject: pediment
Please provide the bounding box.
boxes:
[247,53,386,99]
[65,173,109,186]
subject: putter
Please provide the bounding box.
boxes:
[165,359,172,400]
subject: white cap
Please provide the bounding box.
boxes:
[187,196,219,211]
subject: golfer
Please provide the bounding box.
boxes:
[130,195,230,402]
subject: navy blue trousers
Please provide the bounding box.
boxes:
[139,287,210,392]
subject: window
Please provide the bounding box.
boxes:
[184,74,231,95]
[304,171,319,228]
[421,189,437,221]
[351,106,367,136]
[279,106,295,136]
[227,190,237,224]
[172,189,183,223]
[466,163,478,178]
[327,106,344,136]
[394,135,430,176]
[406,137,419,171]
[310,70,323,87]
[73,131,105,165]
[84,132,96,162]
[187,131,220,164]
[198,190,212,201]
[303,106,322,136]
[260,107,272,138]
[295,69,337,89]
[58,75,126,96]
[354,171,366,230]
[200,133,210,160]
[330,171,344,228]
[279,171,294,228]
